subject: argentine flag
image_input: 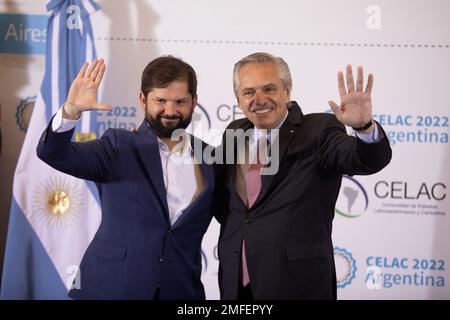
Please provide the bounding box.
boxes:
[1,0,102,299]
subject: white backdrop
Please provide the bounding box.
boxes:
[1,0,449,299]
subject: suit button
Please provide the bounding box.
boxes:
[246,218,252,224]
[235,251,239,257]
[159,257,164,263]
[168,232,173,237]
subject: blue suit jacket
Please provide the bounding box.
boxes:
[36,120,215,299]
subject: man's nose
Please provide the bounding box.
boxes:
[254,90,268,105]
[164,102,177,116]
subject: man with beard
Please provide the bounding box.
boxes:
[37,56,215,299]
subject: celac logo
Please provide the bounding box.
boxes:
[190,103,211,129]
[15,95,36,132]
[188,103,214,143]
[201,249,208,274]
[335,175,369,218]
[201,245,219,274]
[334,247,357,288]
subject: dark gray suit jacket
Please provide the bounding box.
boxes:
[215,102,392,299]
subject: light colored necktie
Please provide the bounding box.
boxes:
[241,162,263,286]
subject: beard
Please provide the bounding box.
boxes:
[145,108,193,138]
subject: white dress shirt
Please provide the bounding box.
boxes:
[156,131,199,225]
[52,106,201,225]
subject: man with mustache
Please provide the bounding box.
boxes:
[215,52,392,300]
[37,56,215,299]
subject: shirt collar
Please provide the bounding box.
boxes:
[157,130,192,157]
[253,109,289,144]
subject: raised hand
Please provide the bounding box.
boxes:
[63,59,112,120]
[328,65,374,132]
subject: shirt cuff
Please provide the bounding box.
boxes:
[52,105,80,132]
[355,122,381,143]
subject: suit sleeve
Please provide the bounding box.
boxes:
[317,115,392,175]
[36,120,116,182]
[211,133,226,225]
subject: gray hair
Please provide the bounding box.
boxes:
[233,52,292,96]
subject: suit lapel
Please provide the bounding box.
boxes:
[255,102,304,207]
[229,121,254,208]
[134,121,170,222]
[227,102,304,209]
[256,122,296,204]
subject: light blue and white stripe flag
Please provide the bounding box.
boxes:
[1,0,101,299]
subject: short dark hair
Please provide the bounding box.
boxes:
[141,55,197,98]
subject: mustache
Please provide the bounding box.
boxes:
[250,102,276,112]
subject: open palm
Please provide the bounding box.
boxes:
[328,65,373,128]
[65,59,112,119]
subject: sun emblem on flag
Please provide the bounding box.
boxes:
[32,176,83,229]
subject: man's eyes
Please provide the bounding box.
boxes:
[154,99,187,105]
[264,87,276,93]
[241,87,277,97]
[242,90,255,97]
[175,99,187,105]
